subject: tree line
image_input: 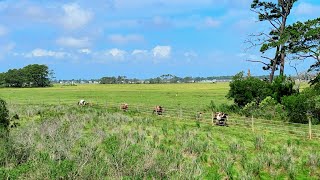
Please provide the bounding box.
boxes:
[99,74,273,84]
[0,64,52,88]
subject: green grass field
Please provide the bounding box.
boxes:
[0,83,232,110]
[1,104,320,179]
[1,82,319,179]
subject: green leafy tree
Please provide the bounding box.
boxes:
[22,64,51,87]
[283,18,320,65]
[100,76,117,84]
[4,69,25,87]
[249,0,297,82]
[0,73,5,86]
[227,72,271,107]
[270,75,297,103]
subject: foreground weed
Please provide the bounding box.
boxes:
[254,135,265,151]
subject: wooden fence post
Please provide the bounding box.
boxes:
[251,115,254,132]
[309,116,312,140]
[211,112,214,126]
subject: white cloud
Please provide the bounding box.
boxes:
[60,3,93,30]
[152,45,171,58]
[26,48,67,58]
[132,49,148,56]
[24,6,47,20]
[205,17,221,28]
[106,48,126,58]
[56,37,90,48]
[236,53,258,60]
[78,48,91,54]
[108,34,144,44]
[295,2,320,15]
[184,51,198,58]
[0,43,15,59]
[0,25,8,36]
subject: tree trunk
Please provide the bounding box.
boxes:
[270,46,280,82]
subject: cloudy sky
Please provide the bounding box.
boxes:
[0,0,319,79]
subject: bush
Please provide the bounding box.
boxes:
[241,97,287,120]
[270,75,297,103]
[282,88,320,124]
[0,99,9,130]
[227,72,271,107]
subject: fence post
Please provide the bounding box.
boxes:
[309,116,312,140]
[251,115,254,132]
[211,112,214,126]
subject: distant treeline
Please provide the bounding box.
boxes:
[0,64,52,88]
[98,74,271,84]
[53,74,314,85]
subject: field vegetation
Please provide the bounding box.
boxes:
[1,104,320,179]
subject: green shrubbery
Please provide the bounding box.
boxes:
[0,99,9,130]
[227,72,271,107]
[241,96,287,120]
[282,87,320,124]
[227,72,319,123]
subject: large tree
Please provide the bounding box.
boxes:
[0,64,52,87]
[4,69,25,87]
[284,18,320,71]
[277,17,320,87]
[22,64,51,87]
[249,0,297,82]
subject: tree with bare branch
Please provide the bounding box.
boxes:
[248,0,297,82]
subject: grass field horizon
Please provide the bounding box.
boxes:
[0,83,232,110]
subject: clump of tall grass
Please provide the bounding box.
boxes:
[254,135,265,150]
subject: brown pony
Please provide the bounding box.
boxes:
[120,103,129,111]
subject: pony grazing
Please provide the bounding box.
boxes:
[78,99,88,106]
[120,103,129,111]
[153,106,164,115]
[213,112,228,126]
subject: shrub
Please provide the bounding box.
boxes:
[0,99,9,130]
[241,97,287,120]
[270,75,297,103]
[282,88,320,124]
[227,72,271,107]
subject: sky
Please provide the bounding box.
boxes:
[0,0,319,79]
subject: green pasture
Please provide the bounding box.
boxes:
[0,83,231,110]
[1,104,320,179]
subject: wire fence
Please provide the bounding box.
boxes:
[7,99,320,140]
[99,102,320,140]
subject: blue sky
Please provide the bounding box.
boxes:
[0,0,319,79]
